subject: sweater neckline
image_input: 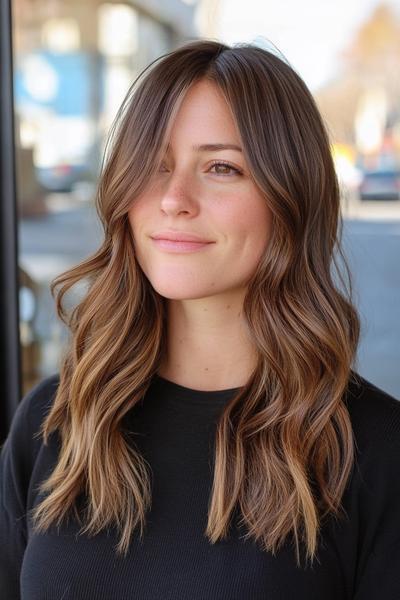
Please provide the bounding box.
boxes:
[152,373,243,404]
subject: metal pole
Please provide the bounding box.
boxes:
[0,0,22,445]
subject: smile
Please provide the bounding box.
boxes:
[151,239,215,253]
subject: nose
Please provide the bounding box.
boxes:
[160,171,199,217]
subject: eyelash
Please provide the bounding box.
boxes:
[159,161,242,177]
[208,160,242,176]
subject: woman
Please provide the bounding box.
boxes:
[1,39,400,600]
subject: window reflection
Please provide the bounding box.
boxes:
[13,0,196,394]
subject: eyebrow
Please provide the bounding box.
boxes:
[165,143,242,153]
[193,143,242,153]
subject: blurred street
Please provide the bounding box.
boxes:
[342,216,400,399]
[18,193,400,399]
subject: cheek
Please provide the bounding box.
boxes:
[225,198,272,250]
[127,201,147,243]
[254,208,272,251]
[127,209,147,273]
[238,209,272,280]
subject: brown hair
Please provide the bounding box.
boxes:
[30,39,360,568]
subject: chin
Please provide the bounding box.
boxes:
[147,278,218,301]
[152,287,211,301]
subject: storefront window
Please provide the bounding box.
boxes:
[12,0,195,394]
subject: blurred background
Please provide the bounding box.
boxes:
[12,0,400,398]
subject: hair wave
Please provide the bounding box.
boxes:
[30,39,360,568]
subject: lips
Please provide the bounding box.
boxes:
[150,231,213,243]
[150,231,215,254]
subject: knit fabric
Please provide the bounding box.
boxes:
[1,372,400,599]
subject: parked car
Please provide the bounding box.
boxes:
[35,163,94,193]
[358,169,400,201]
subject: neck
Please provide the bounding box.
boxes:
[158,291,258,391]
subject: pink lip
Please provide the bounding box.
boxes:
[151,230,213,242]
[151,238,213,253]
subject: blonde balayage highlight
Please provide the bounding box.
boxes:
[30,39,360,568]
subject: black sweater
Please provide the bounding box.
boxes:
[1,372,400,599]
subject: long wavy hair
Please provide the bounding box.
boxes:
[30,39,360,568]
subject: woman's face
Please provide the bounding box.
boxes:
[127,79,272,301]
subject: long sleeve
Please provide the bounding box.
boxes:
[353,456,400,599]
[0,375,59,600]
[354,542,400,599]
[348,382,400,599]
[2,371,400,599]
[0,395,31,599]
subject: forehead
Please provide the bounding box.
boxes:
[166,79,241,147]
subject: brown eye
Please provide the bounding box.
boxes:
[209,161,241,176]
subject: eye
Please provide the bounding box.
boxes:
[209,161,242,176]
[157,160,243,176]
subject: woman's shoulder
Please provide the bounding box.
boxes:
[343,373,400,507]
[0,374,61,522]
[5,373,61,450]
[339,373,400,596]
[20,373,60,425]
[344,371,400,454]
